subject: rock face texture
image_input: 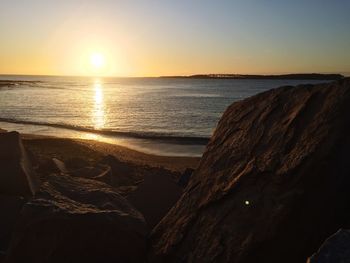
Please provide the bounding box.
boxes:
[6,174,148,263]
[307,229,350,263]
[150,78,350,263]
[0,131,39,196]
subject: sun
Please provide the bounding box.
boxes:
[90,53,105,69]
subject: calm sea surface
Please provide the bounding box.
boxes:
[0,75,330,156]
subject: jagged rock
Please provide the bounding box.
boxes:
[150,78,350,263]
[0,131,39,196]
[307,229,350,263]
[6,174,148,263]
[178,168,194,188]
[127,174,183,228]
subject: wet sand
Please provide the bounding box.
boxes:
[20,133,200,173]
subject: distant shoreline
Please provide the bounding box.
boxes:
[160,73,344,80]
[0,73,346,79]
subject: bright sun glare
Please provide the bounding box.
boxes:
[90,53,105,69]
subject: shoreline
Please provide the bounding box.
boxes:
[7,129,200,173]
[0,121,206,158]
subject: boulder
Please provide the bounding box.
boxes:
[69,165,112,181]
[127,173,183,228]
[6,174,148,263]
[50,157,113,185]
[52,158,69,174]
[101,155,137,186]
[178,168,194,188]
[0,131,39,196]
[150,78,350,263]
[0,195,26,255]
[307,229,350,263]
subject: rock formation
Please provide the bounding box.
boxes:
[307,229,350,263]
[0,131,39,196]
[177,168,194,187]
[5,174,148,263]
[150,78,350,263]
[127,173,182,228]
[0,132,148,262]
[0,132,39,256]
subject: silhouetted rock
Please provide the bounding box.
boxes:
[307,229,350,263]
[0,195,25,256]
[6,174,148,263]
[127,174,182,228]
[178,168,194,188]
[0,131,39,196]
[150,78,350,263]
[101,155,137,186]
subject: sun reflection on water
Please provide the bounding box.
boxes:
[92,79,105,129]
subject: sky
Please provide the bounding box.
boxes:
[0,0,349,77]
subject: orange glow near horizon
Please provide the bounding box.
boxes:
[0,2,349,77]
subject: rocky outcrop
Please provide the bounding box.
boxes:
[127,174,182,228]
[0,131,40,196]
[307,229,350,263]
[0,195,26,256]
[150,78,350,263]
[0,132,40,256]
[177,168,194,188]
[6,174,148,263]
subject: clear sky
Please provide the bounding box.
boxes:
[0,0,349,77]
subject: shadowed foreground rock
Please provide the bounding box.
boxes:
[307,229,350,263]
[127,173,182,228]
[6,174,148,263]
[150,78,350,263]
[0,132,39,254]
[0,131,39,196]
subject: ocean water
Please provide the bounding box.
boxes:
[0,75,330,156]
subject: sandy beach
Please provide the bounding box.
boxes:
[1,127,200,174]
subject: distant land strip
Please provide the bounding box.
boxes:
[160,73,344,80]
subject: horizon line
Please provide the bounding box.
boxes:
[0,71,349,78]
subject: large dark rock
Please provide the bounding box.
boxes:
[6,174,148,263]
[150,78,350,263]
[0,195,26,255]
[101,155,137,186]
[177,168,194,188]
[0,132,39,256]
[0,131,40,196]
[307,229,350,263]
[127,173,182,228]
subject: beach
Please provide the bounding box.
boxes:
[21,133,200,173]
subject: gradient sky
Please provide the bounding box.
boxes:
[0,0,349,76]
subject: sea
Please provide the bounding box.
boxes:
[0,75,331,156]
